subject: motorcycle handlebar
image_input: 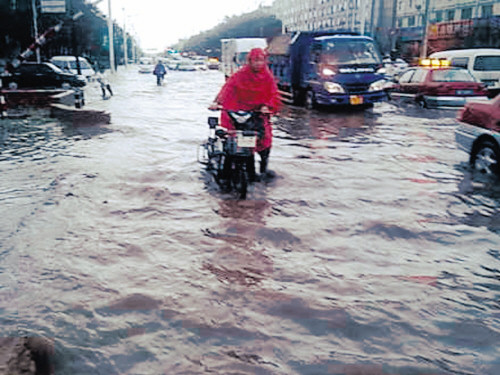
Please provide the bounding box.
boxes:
[208,107,271,116]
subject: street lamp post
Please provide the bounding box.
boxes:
[107,0,115,73]
[123,8,127,67]
[420,0,431,58]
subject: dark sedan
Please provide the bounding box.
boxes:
[1,62,86,90]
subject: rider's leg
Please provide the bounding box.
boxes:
[259,148,270,174]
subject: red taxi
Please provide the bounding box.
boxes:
[390,58,488,108]
[456,94,500,175]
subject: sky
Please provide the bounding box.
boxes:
[97,0,274,52]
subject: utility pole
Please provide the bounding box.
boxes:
[360,0,366,35]
[31,0,40,63]
[108,0,115,73]
[420,0,431,58]
[123,8,127,67]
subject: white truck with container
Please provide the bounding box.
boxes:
[220,38,267,79]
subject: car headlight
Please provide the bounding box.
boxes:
[324,82,345,94]
[322,67,336,76]
[368,80,387,92]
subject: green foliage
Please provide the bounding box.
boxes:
[172,8,282,57]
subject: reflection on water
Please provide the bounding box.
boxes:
[0,67,499,374]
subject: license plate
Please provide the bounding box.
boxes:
[456,89,473,95]
[237,133,256,148]
[349,95,364,105]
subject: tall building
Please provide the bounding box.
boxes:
[272,0,397,52]
[273,0,376,34]
[271,0,500,56]
[396,0,499,28]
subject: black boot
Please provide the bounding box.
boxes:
[259,149,270,174]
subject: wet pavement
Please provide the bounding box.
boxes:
[1,65,499,374]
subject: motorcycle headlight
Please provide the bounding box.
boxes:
[324,82,345,94]
[369,79,387,92]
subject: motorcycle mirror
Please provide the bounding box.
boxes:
[208,117,218,128]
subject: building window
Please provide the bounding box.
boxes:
[408,16,415,27]
[435,10,442,22]
[10,0,16,10]
[461,8,472,20]
[447,10,455,21]
[398,18,403,27]
[482,5,493,18]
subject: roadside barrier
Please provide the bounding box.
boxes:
[74,89,84,108]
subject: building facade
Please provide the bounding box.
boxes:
[271,0,500,57]
[273,0,377,34]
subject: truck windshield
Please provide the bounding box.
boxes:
[320,40,381,65]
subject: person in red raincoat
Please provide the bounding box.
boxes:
[209,48,281,181]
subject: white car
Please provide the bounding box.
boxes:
[193,60,208,71]
[50,56,96,81]
[176,60,197,71]
[381,57,409,79]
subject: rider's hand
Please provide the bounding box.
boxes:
[260,105,271,115]
[208,102,222,110]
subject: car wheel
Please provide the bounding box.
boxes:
[305,90,316,110]
[61,82,71,89]
[471,139,500,175]
[8,81,18,90]
[417,97,428,108]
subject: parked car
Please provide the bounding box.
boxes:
[193,60,208,71]
[176,60,197,71]
[49,56,96,81]
[207,58,220,70]
[380,57,409,79]
[456,94,500,175]
[138,57,154,74]
[389,59,488,108]
[1,62,87,90]
[429,48,500,98]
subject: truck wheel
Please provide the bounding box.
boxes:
[305,90,316,110]
[471,139,500,175]
[292,89,302,106]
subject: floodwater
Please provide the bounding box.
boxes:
[1,66,499,375]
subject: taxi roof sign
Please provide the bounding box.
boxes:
[419,58,451,68]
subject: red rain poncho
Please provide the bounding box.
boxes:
[216,48,281,152]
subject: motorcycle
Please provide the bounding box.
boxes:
[198,110,264,199]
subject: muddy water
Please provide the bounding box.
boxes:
[1,66,499,374]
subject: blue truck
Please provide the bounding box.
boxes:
[267,31,388,109]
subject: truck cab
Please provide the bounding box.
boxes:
[268,32,388,108]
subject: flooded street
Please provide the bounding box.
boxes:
[1,66,499,374]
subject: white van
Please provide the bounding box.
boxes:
[221,38,267,78]
[429,49,500,95]
[50,56,96,81]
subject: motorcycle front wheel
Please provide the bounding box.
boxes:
[230,161,248,200]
